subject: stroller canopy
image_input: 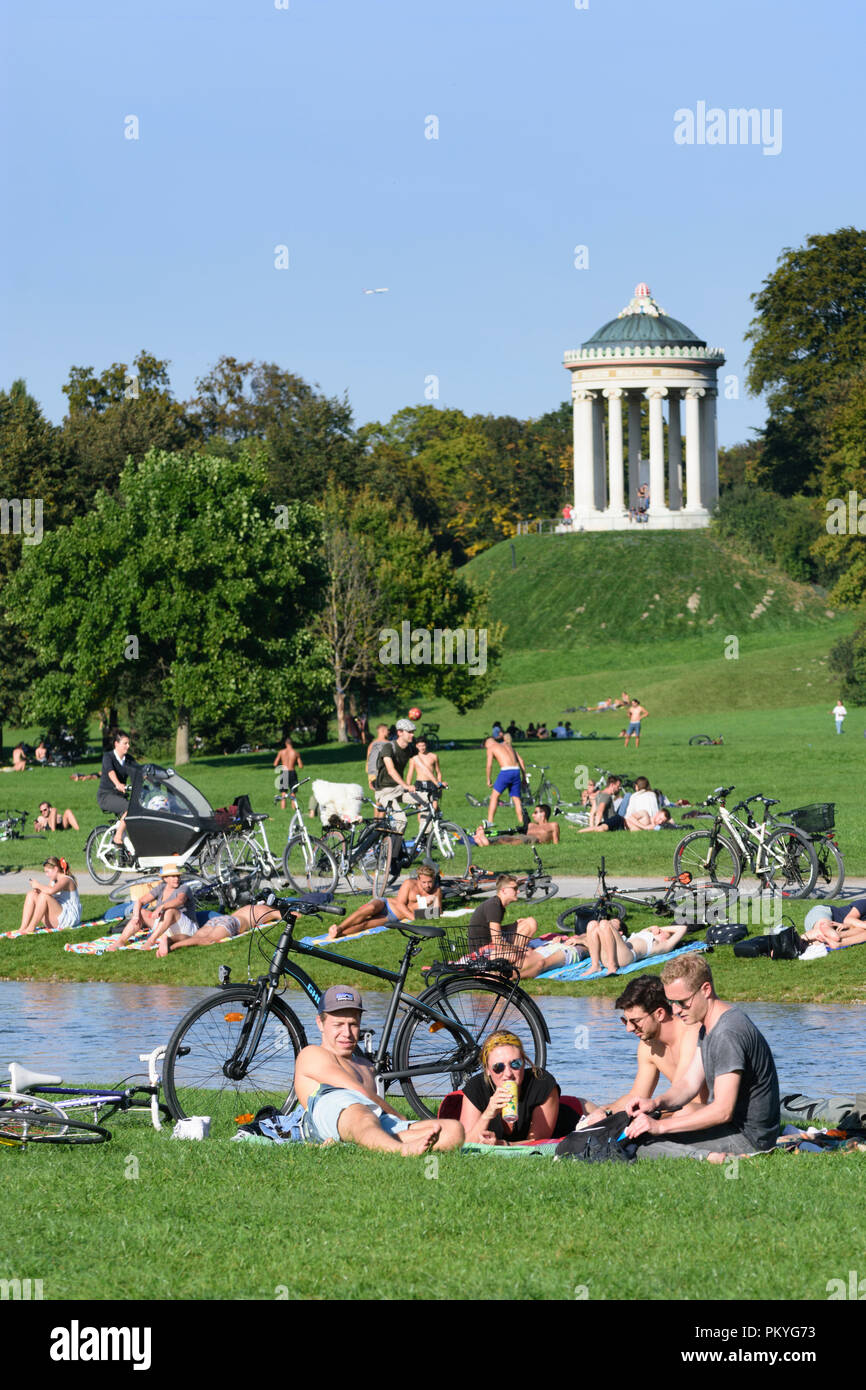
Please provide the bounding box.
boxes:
[125,764,220,859]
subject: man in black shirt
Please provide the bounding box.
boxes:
[374,718,420,830]
[97,730,136,848]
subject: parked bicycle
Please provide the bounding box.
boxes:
[162,893,549,1130]
[672,787,818,898]
[772,802,844,900]
[3,1053,171,1136]
[554,855,737,933]
[0,809,47,843]
[374,792,473,886]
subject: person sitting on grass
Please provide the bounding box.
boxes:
[583,917,690,976]
[327,862,442,940]
[472,803,560,846]
[107,863,198,952]
[19,857,81,934]
[11,743,28,771]
[33,801,80,833]
[294,986,464,1155]
[154,901,282,955]
[581,974,708,1126]
[459,1031,596,1145]
[802,898,866,949]
[579,774,624,832]
[467,875,572,980]
[624,954,780,1161]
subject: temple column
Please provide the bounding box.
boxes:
[684,387,706,511]
[627,393,641,511]
[572,389,598,516]
[667,391,682,510]
[592,394,606,509]
[700,389,719,510]
[603,388,626,515]
[646,387,668,516]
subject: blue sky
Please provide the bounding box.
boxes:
[2,0,863,446]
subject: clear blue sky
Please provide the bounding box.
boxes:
[2,0,864,446]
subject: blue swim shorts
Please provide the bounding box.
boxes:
[305,1084,412,1144]
[493,767,522,797]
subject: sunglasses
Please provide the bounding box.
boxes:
[665,989,700,1011]
[490,1058,526,1075]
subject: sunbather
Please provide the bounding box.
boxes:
[18,857,81,934]
[327,864,441,940]
[155,901,281,955]
[584,918,690,976]
[802,898,866,949]
[107,863,197,951]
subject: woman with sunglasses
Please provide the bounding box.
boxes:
[459,1032,587,1145]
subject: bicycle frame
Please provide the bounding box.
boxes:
[712,802,776,876]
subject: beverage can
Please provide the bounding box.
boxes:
[501,1079,519,1122]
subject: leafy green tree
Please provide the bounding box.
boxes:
[7,450,330,763]
[61,351,191,497]
[744,227,866,494]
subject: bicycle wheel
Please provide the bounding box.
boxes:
[163,987,307,1134]
[669,881,739,927]
[0,1104,109,1145]
[540,782,561,807]
[762,827,818,899]
[392,977,547,1119]
[813,839,845,900]
[282,834,338,894]
[673,831,741,888]
[215,832,267,880]
[516,877,559,904]
[689,735,713,746]
[85,825,122,886]
[371,834,393,897]
[422,820,473,878]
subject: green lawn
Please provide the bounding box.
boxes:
[4,1128,863,1300]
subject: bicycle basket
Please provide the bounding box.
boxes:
[787,803,835,834]
[434,926,529,977]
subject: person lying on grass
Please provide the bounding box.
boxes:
[581,974,708,1126]
[802,898,866,949]
[107,863,198,952]
[472,803,561,847]
[153,901,282,955]
[624,954,780,1161]
[294,986,464,1155]
[327,863,442,940]
[19,857,81,934]
[584,917,690,976]
[459,1031,596,1145]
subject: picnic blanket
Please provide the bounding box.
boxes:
[537,940,709,982]
[461,1140,559,1156]
[66,933,154,954]
[1,917,109,941]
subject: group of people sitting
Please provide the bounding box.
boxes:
[579,774,676,833]
[293,951,782,1163]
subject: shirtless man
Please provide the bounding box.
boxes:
[406,737,445,807]
[484,732,527,828]
[155,901,282,955]
[327,863,441,940]
[623,698,648,749]
[473,803,560,846]
[273,737,303,810]
[294,986,464,1154]
[581,974,708,1123]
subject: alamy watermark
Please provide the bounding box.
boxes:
[0,498,43,545]
[378,622,487,676]
[674,102,782,156]
[826,492,866,535]
[1,1277,43,1300]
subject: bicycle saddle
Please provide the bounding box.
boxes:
[9,1062,63,1092]
[387,920,444,939]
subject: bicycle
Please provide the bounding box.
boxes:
[440,846,560,906]
[2,1051,171,1134]
[297,796,395,897]
[554,855,737,933]
[688,734,725,746]
[162,893,549,1129]
[593,766,637,794]
[0,1065,113,1146]
[772,803,844,900]
[672,787,818,898]
[0,809,47,843]
[523,764,561,808]
[417,722,441,751]
[374,792,474,886]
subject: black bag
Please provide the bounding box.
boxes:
[705,923,749,946]
[554,1110,638,1163]
[734,924,803,960]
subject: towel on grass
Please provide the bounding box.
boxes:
[537,940,708,982]
[1,917,108,941]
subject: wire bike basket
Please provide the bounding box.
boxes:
[431,925,530,979]
[786,803,835,834]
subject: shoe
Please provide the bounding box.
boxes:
[799,942,829,960]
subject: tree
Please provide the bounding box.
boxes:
[61,351,191,497]
[312,524,384,742]
[7,450,331,763]
[744,227,866,494]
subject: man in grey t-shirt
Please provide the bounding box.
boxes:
[624,955,779,1159]
[365,724,390,791]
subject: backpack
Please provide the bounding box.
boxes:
[554,1110,638,1163]
[705,923,749,946]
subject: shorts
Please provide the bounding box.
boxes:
[383,899,400,924]
[533,939,582,966]
[305,1084,412,1144]
[493,767,522,798]
[174,912,201,938]
[626,722,641,736]
[97,791,129,818]
[206,912,241,939]
[605,813,626,832]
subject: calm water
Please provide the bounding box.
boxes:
[1,982,863,1099]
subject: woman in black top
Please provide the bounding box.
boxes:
[459,1031,569,1144]
[97,730,136,847]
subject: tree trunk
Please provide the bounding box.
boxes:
[175,707,190,766]
[333,684,348,743]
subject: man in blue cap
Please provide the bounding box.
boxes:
[294,986,464,1154]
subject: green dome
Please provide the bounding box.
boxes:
[582,283,706,351]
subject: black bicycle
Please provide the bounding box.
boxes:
[440,847,559,905]
[555,856,737,933]
[162,894,549,1130]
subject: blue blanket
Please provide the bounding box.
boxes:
[537,940,709,982]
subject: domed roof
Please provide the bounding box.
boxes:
[582,284,706,350]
